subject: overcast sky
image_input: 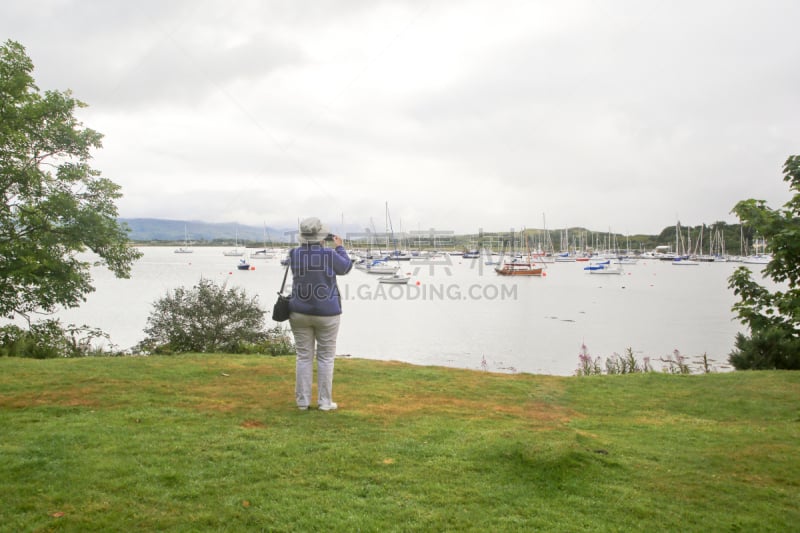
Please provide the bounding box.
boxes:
[2,0,798,235]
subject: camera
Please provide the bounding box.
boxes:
[324,233,336,241]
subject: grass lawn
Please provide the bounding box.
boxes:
[1,355,798,532]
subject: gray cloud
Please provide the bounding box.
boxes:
[2,0,798,235]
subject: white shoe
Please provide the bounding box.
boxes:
[318,402,338,411]
[298,405,308,410]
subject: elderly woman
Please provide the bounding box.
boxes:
[288,217,352,411]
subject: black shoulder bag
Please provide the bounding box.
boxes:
[272,260,291,322]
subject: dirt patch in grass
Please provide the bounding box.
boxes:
[0,387,102,408]
[240,419,267,429]
[178,376,292,413]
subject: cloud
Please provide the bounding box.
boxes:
[2,0,798,236]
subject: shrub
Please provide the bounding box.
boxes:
[138,278,294,355]
[0,320,113,358]
[729,328,800,370]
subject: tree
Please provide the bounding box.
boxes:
[0,40,141,320]
[139,278,293,355]
[728,155,800,369]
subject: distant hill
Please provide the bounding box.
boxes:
[119,218,292,243]
[120,218,749,254]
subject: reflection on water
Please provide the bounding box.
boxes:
[46,247,751,376]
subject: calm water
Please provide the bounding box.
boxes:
[46,246,758,375]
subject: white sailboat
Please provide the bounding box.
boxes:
[672,222,699,265]
[251,223,275,260]
[354,259,399,275]
[742,237,771,264]
[222,228,244,257]
[588,265,624,275]
[378,273,411,284]
[174,225,193,254]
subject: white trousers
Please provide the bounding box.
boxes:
[289,312,341,408]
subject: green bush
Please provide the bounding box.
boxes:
[729,328,800,370]
[138,278,294,355]
[0,320,114,358]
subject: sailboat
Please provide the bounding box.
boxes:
[672,222,699,265]
[495,261,544,276]
[742,237,771,264]
[174,225,193,254]
[378,273,411,284]
[588,263,624,275]
[222,228,244,257]
[251,223,275,260]
[354,259,399,275]
[495,231,544,276]
[384,202,412,260]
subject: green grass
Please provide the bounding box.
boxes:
[1,356,798,532]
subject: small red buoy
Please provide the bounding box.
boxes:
[542,271,547,277]
[416,280,421,286]
[250,266,256,270]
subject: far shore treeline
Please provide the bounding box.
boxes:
[122,217,757,255]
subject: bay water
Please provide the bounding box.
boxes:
[47,246,758,375]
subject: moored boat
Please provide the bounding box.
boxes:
[589,266,623,274]
[742,254,771,264]
[355,259,399,275]
[174,225,193,253]
[583,264,606,271]
[494,231,545,276]
[495,263,544,276]
[378,274,411,284]
[250,249,275,260]
[388,250,413,261]
[223,228,244,256]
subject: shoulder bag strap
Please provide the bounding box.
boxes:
[279,254,291,295]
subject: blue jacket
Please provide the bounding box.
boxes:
[288,244,352,316]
